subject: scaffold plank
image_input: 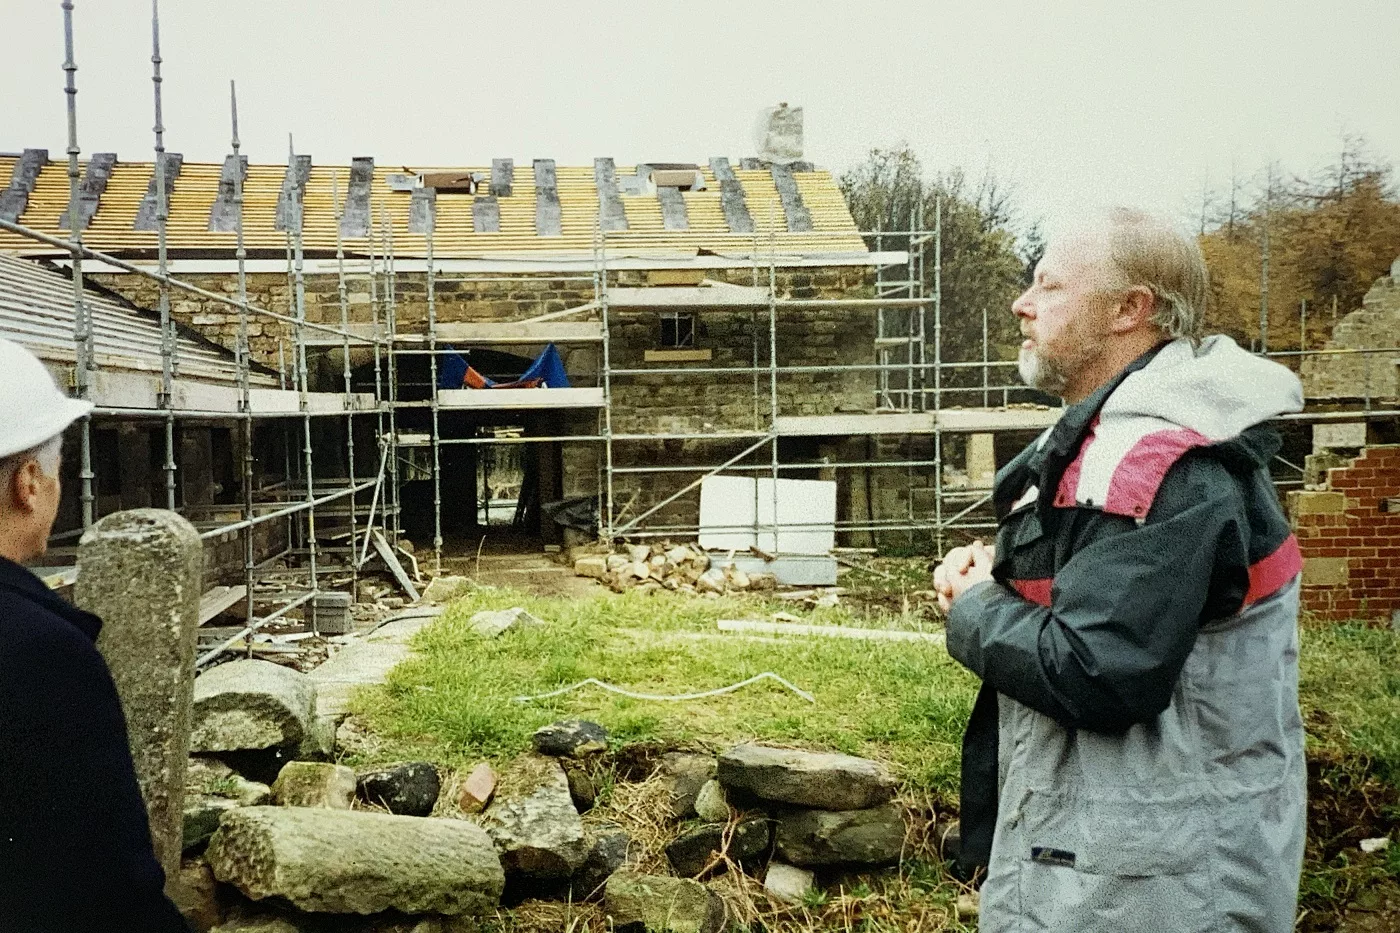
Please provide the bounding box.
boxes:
[436,387,604,409]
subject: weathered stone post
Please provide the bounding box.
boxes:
[76,509,202,878]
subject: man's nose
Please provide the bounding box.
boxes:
[1012,290,1034,319]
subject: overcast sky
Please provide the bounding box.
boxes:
[3,1,1397,239]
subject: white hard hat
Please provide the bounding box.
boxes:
[0,337,94,460]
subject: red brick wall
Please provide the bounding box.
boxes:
[1289,444,1400,622]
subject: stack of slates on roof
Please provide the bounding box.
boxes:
[0,151,867,257]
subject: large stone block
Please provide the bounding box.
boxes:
[78,508,203,878]
[191,659,316,753]
[604,872,726,933]
[478,754,588,881]
[774,803,906,866]
[1302,557,1349,587]
[206,806,504,915]
[1289,490,1347,516]
[718,744,896,810]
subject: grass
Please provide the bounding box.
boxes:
[346,574,1400,931]
[1295,620,1400,930]
[351,585,978,797]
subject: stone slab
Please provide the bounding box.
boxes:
[78,508,203,876]
[206,806,504,915]
[718,744,896,810]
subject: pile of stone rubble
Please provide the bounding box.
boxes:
[178,658,920,932]
[573,542,777,596]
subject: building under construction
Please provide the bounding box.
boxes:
[4,5,1397,663]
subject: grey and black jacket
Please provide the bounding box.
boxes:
[946,336,1307,933]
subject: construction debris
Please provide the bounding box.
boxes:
[573,541,778,596]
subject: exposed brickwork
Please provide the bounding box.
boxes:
[1290,444,1400,622]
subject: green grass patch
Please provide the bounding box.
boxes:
[350,586,978,796]
[1299,622,1400,790]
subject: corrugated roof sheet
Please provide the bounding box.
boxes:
[0,252,273,386]
[0,154,866,258]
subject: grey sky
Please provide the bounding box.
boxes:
[3,0,1397,238]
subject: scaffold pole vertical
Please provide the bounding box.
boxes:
[426,201,443,573]
[61,0,95,530]
[150,0,176,511]
[231,79,256,631]
[332,170,359,586]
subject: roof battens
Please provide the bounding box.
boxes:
[489,158,513,197]
[0,149,49,223]
[207,153,248,232]
[338,156,374,238]
[472,195,501,233]
[534,159,562,237]
[58,151,116,232]
[408,186,436,235]
[132,152,183,231]
[594,157,628,232]
[770,163,814,233]
[709,157,755,234]
[274,154,311,233]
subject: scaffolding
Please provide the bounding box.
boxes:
[5,2,1398,666]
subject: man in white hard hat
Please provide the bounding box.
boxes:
[0,337,191,931]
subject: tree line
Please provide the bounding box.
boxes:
[838,138,1400,395]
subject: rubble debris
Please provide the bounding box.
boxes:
[572,824,632,900]
[420,574,471,604]
[270,761,356,809]
[717,743,896,810]
[658,752,717,819]
[693,780,731,823]
[356,761,441,817]
[665,816,771,877]
[206,806,504,915]
[455,761,498,814]
[478,754,589,882]
[604,871,726,933]
[190,659,316,754]
[773,803,906,866]
[468,606,547,637]
[763,861,815,904]
[532,719,610,758]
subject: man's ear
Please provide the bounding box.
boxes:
[8,459,43,514]
[1109,285,1156,334]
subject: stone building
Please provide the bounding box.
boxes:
[4,148,1049,559]
[1301,261,1400,403]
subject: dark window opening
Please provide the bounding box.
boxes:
[659,311,696,348]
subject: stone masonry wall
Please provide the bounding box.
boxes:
[94,265,894,538]
[1301,267,1400,401]
[1289,444,1400,623]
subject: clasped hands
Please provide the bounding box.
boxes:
[931,540,995,613]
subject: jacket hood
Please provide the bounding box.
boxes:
[1103,335,1303,440]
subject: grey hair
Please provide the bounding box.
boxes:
[0,433,63,486]
[1099,207,1210,342]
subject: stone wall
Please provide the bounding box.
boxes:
[1301,265,1400,401]
[94,265,894,541]
[1290,443,1400,623]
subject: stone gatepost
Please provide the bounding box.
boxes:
[76,509,203,878]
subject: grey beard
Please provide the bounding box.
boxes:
[1018,345,1071,396]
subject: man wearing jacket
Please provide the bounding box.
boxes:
[0,337,191,932]
[934,209,1307,932]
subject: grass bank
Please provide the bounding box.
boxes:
[352,586,977,797]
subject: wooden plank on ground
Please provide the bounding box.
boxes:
[199,584,249,625]
[717,619,945,644]
[372,530,421,601]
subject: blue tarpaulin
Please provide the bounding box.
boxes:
[437,343,571,390]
